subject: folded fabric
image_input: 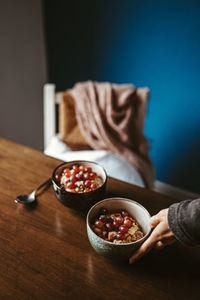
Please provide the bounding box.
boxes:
[70,81,155,188]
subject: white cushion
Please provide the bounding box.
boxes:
[44,136,145,188]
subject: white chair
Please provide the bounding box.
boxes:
[43,83,200,200]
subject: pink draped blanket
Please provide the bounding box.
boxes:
[70,81,155,188]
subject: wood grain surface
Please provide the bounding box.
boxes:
[0,137,199,300]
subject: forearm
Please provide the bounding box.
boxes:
[168,198,200,245]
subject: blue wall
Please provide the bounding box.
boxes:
[44,0,200,193]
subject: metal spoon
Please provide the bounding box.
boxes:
[15,178,52,204]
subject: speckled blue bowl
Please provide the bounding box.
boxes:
[86,197,151,262]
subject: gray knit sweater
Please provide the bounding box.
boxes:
[168,198,200,245]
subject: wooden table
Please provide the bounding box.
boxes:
[0,137,199,300]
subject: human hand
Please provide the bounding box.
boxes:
[129,208,177,264]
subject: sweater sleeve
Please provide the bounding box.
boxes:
[168,198,200,245]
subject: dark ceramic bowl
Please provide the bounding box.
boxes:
[52,161,107,211]
[87,197,151,261]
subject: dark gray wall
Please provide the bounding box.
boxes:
[0,0,47,150]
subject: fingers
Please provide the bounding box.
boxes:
[150,215,160,228]
[129,208,173,265]
[150,209,168,228]
[129,229,159,264]
[154,236,176,250]
[154,240,165,250]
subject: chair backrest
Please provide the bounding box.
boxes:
[43,84,57,150]
[43,83,150,151]
[43,83,89,151]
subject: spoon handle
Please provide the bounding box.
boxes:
[35,178,52,193]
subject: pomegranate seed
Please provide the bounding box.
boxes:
[121,210,129,217]
[113,220,120,229]
[70,169,76,175]
[85,180,91,188]
[119,225,128,233]
[75,173,83,180]
[67,181,75,189]
[63,168,71,177]
[84,188,91,193]
[123,217,132,227]
[55,174,61,182]
[115,215,123,224]
[79,165,85,172]
[105,223,113,231]
[89,172,97,180]
[90,183,97,190]
[83,172,90,180]
[70,175,76,183]
[95,220,104,229]
[85,167,92,173]
[116,232,125,240]
[72,165,79,172]
[99,215,107,223]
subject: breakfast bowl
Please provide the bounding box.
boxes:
[86,197,151,261]
[52,161,107,211]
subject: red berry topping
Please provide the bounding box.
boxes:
[115,215,123,224]
[92,209,142,243]
[83,172,90,180]
[116,232,125,240]
[67,181,75,189]
[70,169,76,175]
[85,167,92,172]
[105,223,113,231]
[89,172,97,180]
[90,183,97,190]
[75,173,83,180]
[121,210,129,217]
[95,220,104,229]
[85,180,91,188]
[119,225,128,233]
[55,174,61,182]
[63,168,71,177]
[70,175,76,183]
[99,215,107,223]
[79,165,85,172]
[113,220,120,229]
[123,217,132,227]
[72,165,79,172]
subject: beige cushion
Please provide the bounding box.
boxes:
[59,91,90,150]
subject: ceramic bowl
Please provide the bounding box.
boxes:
[86,197,151,261]
[52,161,107,211]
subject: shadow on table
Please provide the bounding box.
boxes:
[113,243,200,280]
